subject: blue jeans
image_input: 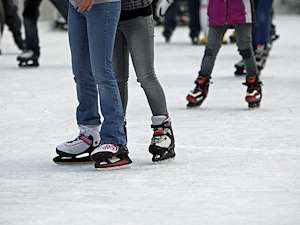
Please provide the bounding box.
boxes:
[68,2,126,145]
[253,0,273,46]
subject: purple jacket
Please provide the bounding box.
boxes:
[208,0,254,26]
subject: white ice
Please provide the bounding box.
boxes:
[0,15,299,225]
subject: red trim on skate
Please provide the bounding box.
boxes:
[97,159,131,169]
[79,135,92,145]
[186,95,197,103]
[245,95,259,102]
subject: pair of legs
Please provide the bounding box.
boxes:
[113,15,168,117]
[113,15,175,162]
[22,0,68,56]
[163,0,201,42]
[187,24,262,108]
[200,24,257,77]
[54,2,130,168]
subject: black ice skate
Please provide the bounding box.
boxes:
[149,116,175,162]
[91,144,132,170]
[17,50,39,67]
[186,75,210,107]
[53,127,100,163]
[243,75,262,109]
[234,60,246,76]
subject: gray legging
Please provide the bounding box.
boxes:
[199,24,258,77]
[113,15,168,116]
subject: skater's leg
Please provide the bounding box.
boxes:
[68,4,100,127]
[120,16,168,116]
[0,0,4,44]
[85,2,126,145]
[186,25,226,107]
[199,25,226,77]
[235,24,258,76]
[235,24,262,108]
[23,0,42,56]
[113,27,130,115]
[188,0,200,43]
[2,0,23,50]
[253,0,273,47]
[50,0,68,21]
[163,0,177,41]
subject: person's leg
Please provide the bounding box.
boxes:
[253,0,273,47]
[120,16,168,116]
[113,26,130,115]
[54,4,100,163]
[50,0,68,21]
[2,0,23,50]
[85,2,125,145]
[0,0,4,54]
[186,25,226,107]
[199,25,227,77]
[235,24,258,76]
[68,4,100,127]
[22,0,42,56]
[188,0,200,40]
[163,0,178,41]
[235,24,262,108]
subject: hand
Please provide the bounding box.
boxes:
[156,0,174,18]
[75,0,95,12]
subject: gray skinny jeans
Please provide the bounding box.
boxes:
[199,24,258,77]
[113,15,168,116]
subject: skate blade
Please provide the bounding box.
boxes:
[95,159,132,171]
[53,156,92,164]
[152,156,176,164]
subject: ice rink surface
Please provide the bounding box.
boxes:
[0,15,299,225]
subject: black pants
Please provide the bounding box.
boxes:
[2,0,23,49]
[0,0,4,36]
[163,0,200,38]
[23,0,68,55]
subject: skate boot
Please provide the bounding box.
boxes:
[17,50,39,67]
[234,59,246,76]
[149,116,175,162]
[91,144,132,170]
[191,36,199,45]
[186,75,210,107]
[243,75,262,109]
[53,125,100,163]
[199,36,208,45]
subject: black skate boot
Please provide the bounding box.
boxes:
[243,75,262,109]
[234,59,246,76]
[91,144,132,170]
[17,50,39,67]
[186,75,210,107]
[149,116,175,162]
[53,126,100,163]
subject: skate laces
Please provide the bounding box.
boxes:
[78,134,93,145]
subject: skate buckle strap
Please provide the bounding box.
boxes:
[79,134,93,145]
